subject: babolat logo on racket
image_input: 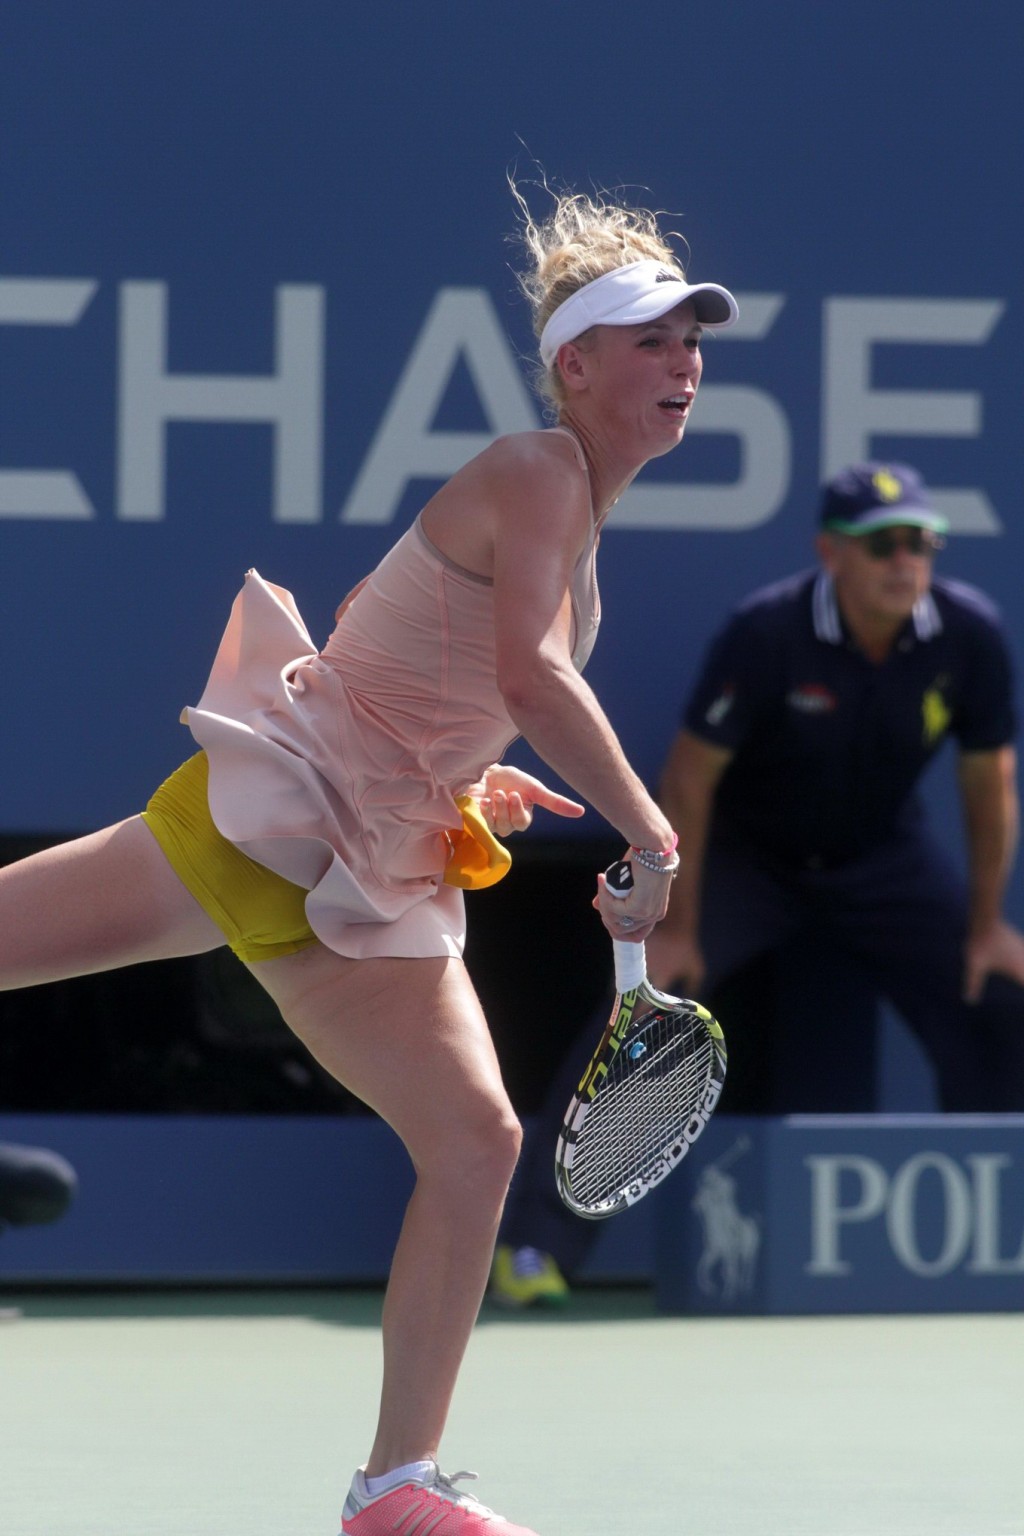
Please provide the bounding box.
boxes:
[580,986,641,1101]
[622,1071,725,1208]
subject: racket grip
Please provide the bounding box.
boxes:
[605,859,647,992]
[612,939,647,992]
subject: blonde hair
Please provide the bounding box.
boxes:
[509,178,687,409]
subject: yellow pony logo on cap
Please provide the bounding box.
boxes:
[872,468,903,502]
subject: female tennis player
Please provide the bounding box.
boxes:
[0,185,736,1534]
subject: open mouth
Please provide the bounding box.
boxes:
[658,395,690,417]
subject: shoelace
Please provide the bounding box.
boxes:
[432,1469,494,1516]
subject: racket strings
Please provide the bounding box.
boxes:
[569,1012,713,1207]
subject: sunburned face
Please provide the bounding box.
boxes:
[563,300,704,458]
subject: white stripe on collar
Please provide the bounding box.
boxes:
[812,572,843,642]
[812,573,944,644]
[912,590,943,639]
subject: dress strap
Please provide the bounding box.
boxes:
[546,425,597,525]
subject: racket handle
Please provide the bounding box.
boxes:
[613,939,647,993]
[605,859,647,992]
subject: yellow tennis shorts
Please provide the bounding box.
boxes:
[141,752,513,963]
[141,751,318,964]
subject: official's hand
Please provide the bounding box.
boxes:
[464,764,585,837]
[963,919,1024,1003]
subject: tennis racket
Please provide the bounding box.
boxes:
[555,859,727,1219]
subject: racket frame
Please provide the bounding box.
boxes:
[554,862,727,1219]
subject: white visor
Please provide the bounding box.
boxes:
[539,258,739,369]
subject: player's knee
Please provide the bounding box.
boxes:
[488,1109,524,1188]
[467,1107,523,1192]
[431,1106,522,1206]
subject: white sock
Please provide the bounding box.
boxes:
[365,1459,436,1496]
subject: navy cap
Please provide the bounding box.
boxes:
[818,462,949,535]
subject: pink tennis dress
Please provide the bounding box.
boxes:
[183,430,603,960]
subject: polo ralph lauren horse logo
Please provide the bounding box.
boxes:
[692,1137,760,1301]
[872,467,903,502]
[922,677,952,745]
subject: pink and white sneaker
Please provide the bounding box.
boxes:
[341,1461,541,1535]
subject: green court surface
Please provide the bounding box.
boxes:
[0,1287,1020,1536]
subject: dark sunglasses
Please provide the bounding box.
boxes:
[856,526,946,560]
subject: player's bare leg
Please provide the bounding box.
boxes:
[248,944,522,1473]
[0,815,225,988]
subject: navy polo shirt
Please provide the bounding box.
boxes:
[683,570,1016,869]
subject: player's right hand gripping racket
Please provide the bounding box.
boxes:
[555,860,727,1220]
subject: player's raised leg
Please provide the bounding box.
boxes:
[0,815,225,990]
[247,941,540,1535]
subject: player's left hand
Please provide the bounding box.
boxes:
[464,764,585,837]
[963,919,1024,1003]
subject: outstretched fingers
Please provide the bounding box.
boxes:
[468,763,585,836]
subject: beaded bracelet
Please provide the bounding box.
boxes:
[629,832,680,875]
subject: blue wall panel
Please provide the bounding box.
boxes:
[0,1113,652,1284]
[6,1112,1021,1313]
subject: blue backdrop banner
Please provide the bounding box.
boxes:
[1,2,1021,933]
